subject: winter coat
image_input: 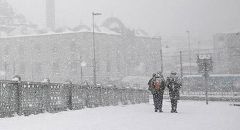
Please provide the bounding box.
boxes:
[148,76,165,95]
[166,76,182,100]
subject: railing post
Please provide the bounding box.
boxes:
[99,85,103,106]
[120,88,123,105]
[16,82,22,115]
[86,84,91,108]
[42,78,50,112]
[65,80,73,110]
[12,75,22,116]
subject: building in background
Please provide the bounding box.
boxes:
[0,0,37,36]
[0,17,162,83]
[213,33,240,74]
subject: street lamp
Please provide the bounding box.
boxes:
[3,56,7,80]
[80,61,87,81]
[186,30,192,75]
[92,12,102,86]
[160,37,163,73]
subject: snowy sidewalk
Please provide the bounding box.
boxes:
[0,100,239,130]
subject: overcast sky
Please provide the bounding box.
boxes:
[6,0,240,39]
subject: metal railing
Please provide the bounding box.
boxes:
[161,91,240,102]
[0,80,149,118]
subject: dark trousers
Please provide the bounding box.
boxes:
[170,99,178,111]
[153,93,163,110]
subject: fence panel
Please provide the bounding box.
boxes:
[20,82,45,116]
[93,86,101,107]
[0,81,18,117]
[71,84,87,110]
[101,87,109,106]
[48,83,68,113]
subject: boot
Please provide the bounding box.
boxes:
[173,106,177,113]
[159,108,163,112]
[174,100,178,113]
[171,105,174,113]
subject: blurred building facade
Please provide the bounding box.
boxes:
[0,0,37,36]
[213,33,240,74]
[0,31,161,83]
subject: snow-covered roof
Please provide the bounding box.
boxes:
[0,16,153,39]
[135,29,149,37]
[97,26,121,35]
[0,30,118,39]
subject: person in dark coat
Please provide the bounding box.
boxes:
[166,71,182,113]
[148,72,165,112]
[148,73,156,94]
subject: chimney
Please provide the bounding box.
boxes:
[46,0,55,30]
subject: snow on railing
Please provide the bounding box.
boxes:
[0,80,149,118]
[162,91,240,102]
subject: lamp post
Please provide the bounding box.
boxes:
[80,61,87,81]
[159,37,163,73]
[3,56,7,80]
[186,30,192,75]
[92,12,101,86]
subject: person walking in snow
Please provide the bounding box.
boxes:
[166,71,182,113]
[148,72,165,112]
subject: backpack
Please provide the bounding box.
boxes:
[153,78,161,91]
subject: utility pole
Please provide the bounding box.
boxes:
[180,51,184,94]
[160,37,163,72]
[3,55,7,80]
[92,12,101,86]
[186,31,192,75]
[203,60,209,105]
[13,60,16,76]
[180,51,183,78]
[81,65,83,81]
[4,61,7,80]
[31,52,33,81]
[80,56,83,81]
[197,41,200,54]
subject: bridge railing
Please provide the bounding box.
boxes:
[0,80,149,118]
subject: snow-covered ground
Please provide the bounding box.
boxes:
[0,100,239,130]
